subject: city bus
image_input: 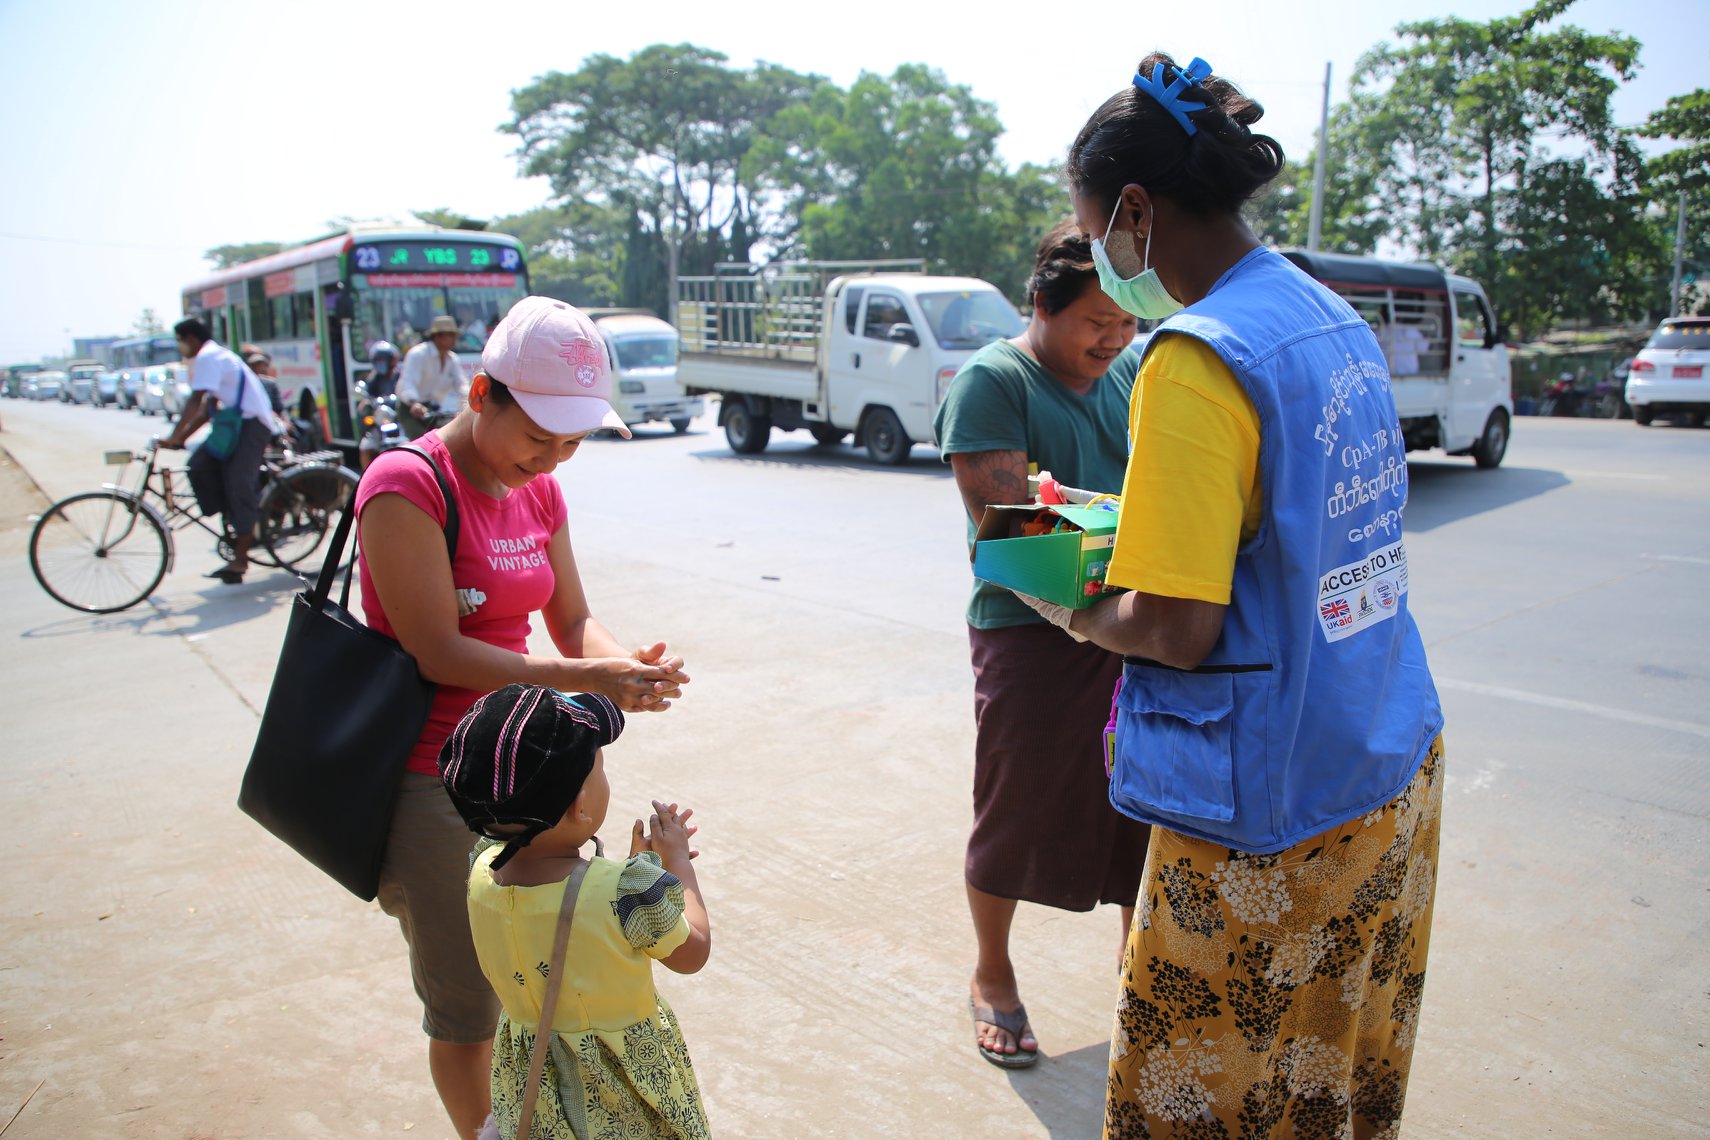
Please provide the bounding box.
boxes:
[109,335,181,371]
[180,225,529,458]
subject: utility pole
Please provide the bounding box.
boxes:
[667,233,680,328]
[1308,62,1331,253]
[1670,192,1687,317]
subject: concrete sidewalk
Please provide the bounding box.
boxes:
[0,419,1119,1139]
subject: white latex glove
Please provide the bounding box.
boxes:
[1013,591,1087,642]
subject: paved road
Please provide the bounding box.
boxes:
[1,397,1706,1138]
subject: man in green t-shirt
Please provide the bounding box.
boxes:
[931,220,1152,1069]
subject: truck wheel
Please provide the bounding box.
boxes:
[669,417,692,435]
[863,407,911,466]
[1471,408,1509,469]
[1633,405,1653,426]
[724,401,771,454]
[810,425,847,447]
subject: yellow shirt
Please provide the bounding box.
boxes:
[467,847,690,1035]
[1108,333,1263,605]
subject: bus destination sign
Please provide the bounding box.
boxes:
[351,241,523,274]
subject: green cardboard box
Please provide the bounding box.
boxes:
[972,504,1123,609]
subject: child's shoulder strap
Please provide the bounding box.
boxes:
[517,860,589,1138]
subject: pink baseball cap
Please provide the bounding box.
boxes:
[479,296,630,438]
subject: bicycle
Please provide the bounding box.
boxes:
[29,440,360,614]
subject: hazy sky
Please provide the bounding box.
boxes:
[0,0,1700,362]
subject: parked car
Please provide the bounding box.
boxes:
[116,368,145,409]
[138,364,190,417]
[1626,317,1710,427]
[30,370,67,401]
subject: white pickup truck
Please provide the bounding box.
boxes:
[674,260,1025,464]
[1282,250,1513,468]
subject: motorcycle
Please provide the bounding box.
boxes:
[354,381,406,465]
[1536,371,1628,419]
[1537,373,1582,417]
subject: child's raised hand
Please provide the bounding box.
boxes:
[630,800,699,864]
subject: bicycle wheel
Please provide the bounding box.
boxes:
[260,464,359,572]
[30,491,169,613]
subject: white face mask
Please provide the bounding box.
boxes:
[1089,196,1184,320]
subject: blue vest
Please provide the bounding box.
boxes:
[1111,248,1442,854]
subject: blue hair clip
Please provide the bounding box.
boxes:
[1132,57,1214,137]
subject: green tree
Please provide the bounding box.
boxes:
[412,208,488,231]
[204,241,283,269]
[491,202,626,309]
[748,64,1063,300]
[1338,0,1641,335]
[505,44,827,313]
[1503,143,1664,327]
[1637,88,1710,315]
[1250,150,1386,255]
[133,308,165,336]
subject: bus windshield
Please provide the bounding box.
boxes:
[353,278,529,361]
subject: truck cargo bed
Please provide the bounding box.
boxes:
[676,353,821,403]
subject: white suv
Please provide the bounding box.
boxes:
[1626,317,1710,427]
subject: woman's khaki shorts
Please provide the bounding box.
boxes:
[376,773,500,1043]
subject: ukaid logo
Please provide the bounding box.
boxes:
[1316,542,1408,643]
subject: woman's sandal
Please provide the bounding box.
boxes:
[968,996,1040,1069]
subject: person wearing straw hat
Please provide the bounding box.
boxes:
[398,313,467,439]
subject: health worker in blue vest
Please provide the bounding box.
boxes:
[1026,54,1446,1138]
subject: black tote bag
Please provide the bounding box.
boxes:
[238,446,460,901]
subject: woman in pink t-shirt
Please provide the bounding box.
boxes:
[356,297,690,1140]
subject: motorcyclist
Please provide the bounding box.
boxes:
[367,342,401,399]
[358,341,404,469]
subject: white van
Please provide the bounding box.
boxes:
[585,310,703,434]
[1283,251,1513,468]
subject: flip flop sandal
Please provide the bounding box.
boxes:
[969,997,1040,1069]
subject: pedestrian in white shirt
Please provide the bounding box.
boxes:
[397,314,465,439]
[157,317,278,582]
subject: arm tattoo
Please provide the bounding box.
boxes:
[950,450,1030,525]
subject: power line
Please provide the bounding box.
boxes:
[0,229,204,253]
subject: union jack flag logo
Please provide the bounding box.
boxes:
[1321,598,1351,624]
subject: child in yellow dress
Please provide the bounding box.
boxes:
[441,684,712,1139]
